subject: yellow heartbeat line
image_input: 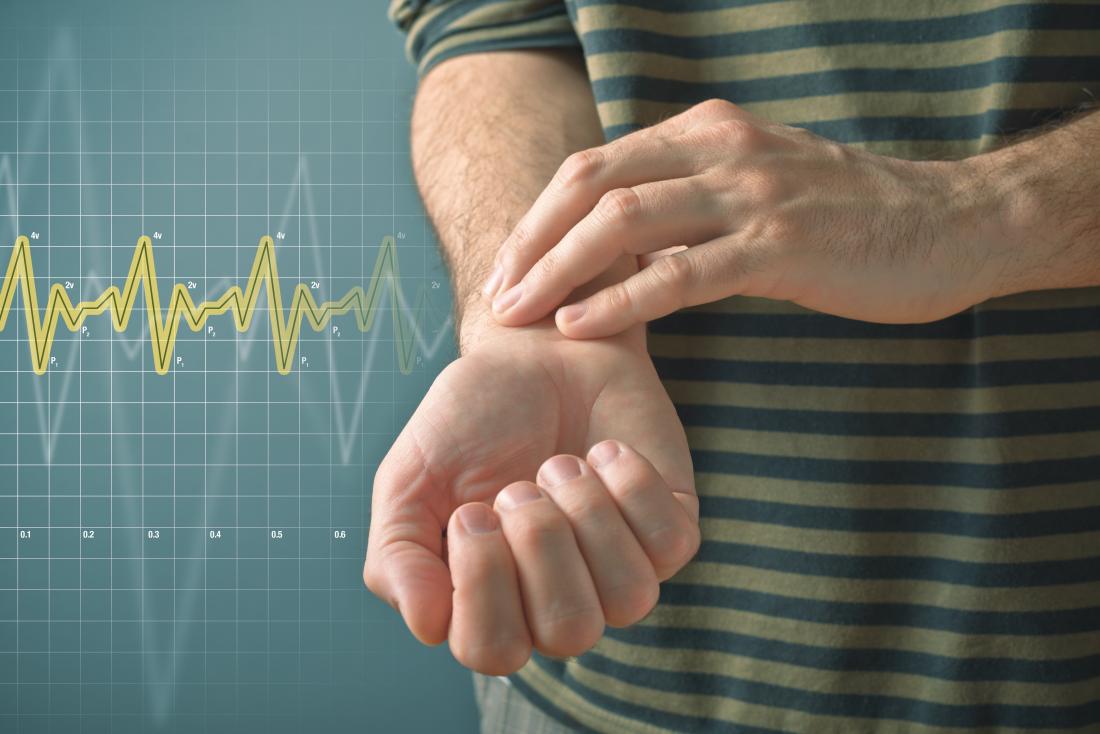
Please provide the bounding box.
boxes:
[0,235,431,375]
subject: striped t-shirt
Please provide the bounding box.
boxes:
[390,1,1100,731]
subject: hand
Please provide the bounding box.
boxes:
[483,98,1007,337]
[363,321,698,675]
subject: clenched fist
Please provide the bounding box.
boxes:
[449,440,696,674]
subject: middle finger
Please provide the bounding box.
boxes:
[492,175,724,325]
[495,480,605,658]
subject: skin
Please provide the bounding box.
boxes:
[371,322,698,673]
[363,50,699,675]
[485,100,1100,338]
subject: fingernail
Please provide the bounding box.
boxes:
[492,283,523,313]
[458,503,498,535]
[538,455,583,487]
[588,440,621,468]
[482,265,503,297]
[557,302,587,324]
[497,482,542,510]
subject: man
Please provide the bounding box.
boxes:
[368,1,1100,731]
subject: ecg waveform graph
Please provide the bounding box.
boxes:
[0,234,433,375]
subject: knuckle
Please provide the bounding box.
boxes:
[557,148,603,187]
[825,138,852,163]
[530,250,560,283]
[451,635,531,676]
[600,282,635,315]
[361,545,388,596]
[596,187,643,226]
[647,255,692,308]
[691,98,737,120]
[551,486,613,526]
[681,521,703,563]
[650,522,701,580]
[362,552,399,611]
[534,606,605,658]
[789,125,818,142]
[604,469,651,507]
[507,511,570,555]
[709,118,763,147]
[604,577,660,628]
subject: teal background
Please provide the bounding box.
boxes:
[0,0,476,731]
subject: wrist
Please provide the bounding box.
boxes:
[455,299,502,355]
[954,145,1046,300]
[456,307,550,354]
[915,152,1033,306]
[458,253,648,355]
[459,309,648,356]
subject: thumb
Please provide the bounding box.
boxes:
[368,538,452,645]
[364,435,453,646]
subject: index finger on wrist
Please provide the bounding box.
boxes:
[489,133,699,300]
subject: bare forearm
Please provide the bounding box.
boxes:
[410,50,606,351]
[976,107,1100,297]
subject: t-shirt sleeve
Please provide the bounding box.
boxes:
[388,0,580,77]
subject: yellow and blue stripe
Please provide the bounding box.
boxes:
[391,1,1100,730]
